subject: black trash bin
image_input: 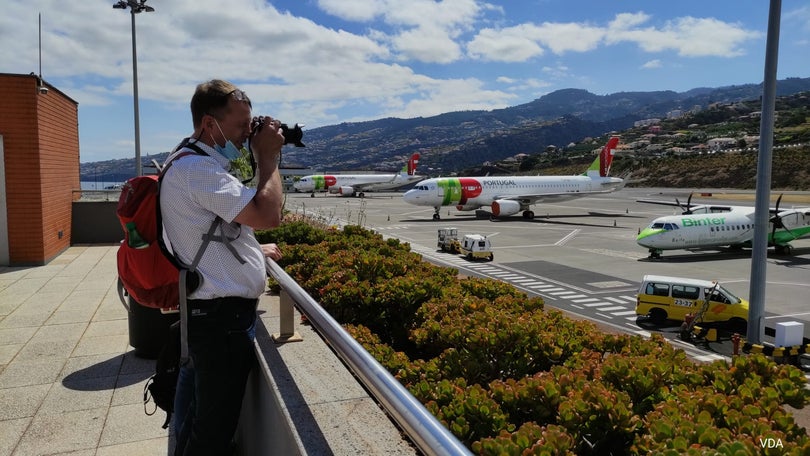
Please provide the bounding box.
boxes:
[126,296,179,359]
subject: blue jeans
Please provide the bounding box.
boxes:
[173,298,257,456]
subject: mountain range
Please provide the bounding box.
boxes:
[80,77,810,182]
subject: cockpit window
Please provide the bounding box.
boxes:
[652,222,665,229]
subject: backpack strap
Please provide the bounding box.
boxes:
[176,218,223,365]
[155,140,209,282]
[161,138,250,367]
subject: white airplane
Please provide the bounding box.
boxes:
[637,194,810,258]
[402,137,623,220]
[294,153,422,197]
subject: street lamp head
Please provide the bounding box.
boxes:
[112,1,155,13]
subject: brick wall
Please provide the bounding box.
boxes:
[0,74,79,265]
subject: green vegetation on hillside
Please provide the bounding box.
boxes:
[483,91,810,190]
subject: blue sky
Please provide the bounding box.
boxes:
[2,0,809,164]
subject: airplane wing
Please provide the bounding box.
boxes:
[638,195,787,214]
[353,178,399,191]
[636,198,692,208]
[636,196,740,214]
[496,188,621,205]
[350,183,375,191]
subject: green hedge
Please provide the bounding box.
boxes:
[258,221,810,455]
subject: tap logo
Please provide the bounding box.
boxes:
[437,178,482,205]
[312,175,337,190]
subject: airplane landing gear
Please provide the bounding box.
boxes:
[648,249,662,259]
[432,208,441,221]
[775,244,792,255]
[310,192,315,198]
[522,210,535,220]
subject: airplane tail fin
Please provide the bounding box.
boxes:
[584,136,620,178]
[401,153,420,176]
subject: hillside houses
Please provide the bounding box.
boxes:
[606,93,808,158]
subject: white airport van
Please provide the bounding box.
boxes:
[635,275,749,328]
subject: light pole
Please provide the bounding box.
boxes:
[113,0,154,177]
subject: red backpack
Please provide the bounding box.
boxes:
[116,144,214,309]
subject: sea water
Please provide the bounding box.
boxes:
[80,181,124,190]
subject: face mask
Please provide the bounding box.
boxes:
[212,119,243,161]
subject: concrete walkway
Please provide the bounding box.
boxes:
[1,244,419,456]
[1,245,172,455]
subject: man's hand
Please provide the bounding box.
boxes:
[250,116,284,166]
[261,243,282,261]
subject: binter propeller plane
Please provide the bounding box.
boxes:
[636,193,810,259]
[403,137,623,220]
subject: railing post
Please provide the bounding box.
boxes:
[272,289,303,343]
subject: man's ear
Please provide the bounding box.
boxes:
[202,114,216,135]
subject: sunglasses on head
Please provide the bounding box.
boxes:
[228,89,249,102]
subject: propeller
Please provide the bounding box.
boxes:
[769,194,797,244]
[676,193,694,215]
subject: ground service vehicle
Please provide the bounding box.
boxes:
[437,229,493,261]
[635,275,748,328]
[459,234,493,261]
[437,228,461,254]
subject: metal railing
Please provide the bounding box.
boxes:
[265,259,473,456]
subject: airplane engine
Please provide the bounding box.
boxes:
[338,186,355,196]
[455,204,479,212]
[491,200,521,218]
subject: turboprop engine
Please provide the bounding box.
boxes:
[491,200,521,218]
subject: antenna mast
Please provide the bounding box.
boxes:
[38,13,42,81]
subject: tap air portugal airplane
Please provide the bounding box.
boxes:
[637,194,810,258]
[403,137,623,220]
[294,153,422,197]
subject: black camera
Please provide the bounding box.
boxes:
[280,123,305,147]
[251,116,305,147]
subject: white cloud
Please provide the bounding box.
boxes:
[467,11,759,63]
[785,5,810,31]
[317,0,387,22]
[318,0,485,63]
[541,64,571,80]
[383,77,517,119]
[391,24,463,63]
[607,15,760,57]
[467,27,545,62]
[523,22,605,54]
[642,59,663,69]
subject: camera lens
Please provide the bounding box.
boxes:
[280,123,305,147]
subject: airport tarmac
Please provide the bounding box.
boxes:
[283,187,810,359]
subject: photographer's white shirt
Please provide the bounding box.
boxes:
[160,140,266,300]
